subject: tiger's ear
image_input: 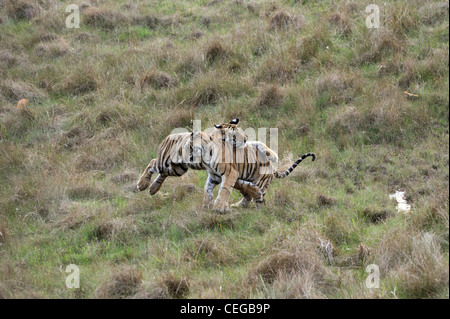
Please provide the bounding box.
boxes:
[214,124,223,129]
[229,118,239,125]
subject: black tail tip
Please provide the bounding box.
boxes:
[309,153,316,161]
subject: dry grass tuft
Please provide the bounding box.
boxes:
[273,187,295,208]
[95,267,143,299]
[83,7,128,30]
[158,273,190,298]
[0,80,46,103]
[257,84,284,108]
[375,231,449,298]
[317,194,336,206]
[205,40,229,64]
[60,67,98,96]
[140,69,177,90]
[35,38,71,58]
[418,2,449,26]
[0,50,17,68]
[268,10,304,31]
[250,239,330,295]
[328,11,352,35]
[5,0,39,21]
[187,237,231,266]
[361,207,390,224]
[358,30,405,64]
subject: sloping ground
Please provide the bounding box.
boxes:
[0,0,448,298]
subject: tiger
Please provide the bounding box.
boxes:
[191,123,316,210]
[228,143,316,208]
[137,119,263,212]
[137,119,316,212]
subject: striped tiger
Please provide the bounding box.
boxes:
[137,119,262,212]
[229,142,316,208]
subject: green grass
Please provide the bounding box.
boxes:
[0,0,448,299]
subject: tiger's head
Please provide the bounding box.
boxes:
[212,118,248,148]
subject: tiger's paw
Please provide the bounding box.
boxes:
[137,176,150,191]
[212,199,231,214]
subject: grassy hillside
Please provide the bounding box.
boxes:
[0,0,448,299]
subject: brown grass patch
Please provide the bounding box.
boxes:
[357,29,405,64]
[158,273,190,298]
[375,230,449,298]
[140,69,177,90]
[257,84,284,108]
[0,80,46,103]
[317,194,336,206]
[250,248,327,288]
[35,38,70,58]
[361,207,390,224]
[0,50,17,68]
[90,217,137,241]
[83,7,128,30]
[418,2,449,26]
[273,187,295,209]
[268,10,304,31]
[5,0,39,21]
[205,40,229,64]
[95,267,143,299]
[328,11,352,35]
[60,67,98,95]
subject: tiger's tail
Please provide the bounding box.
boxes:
[275,153,315,179]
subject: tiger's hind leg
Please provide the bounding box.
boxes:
[231,180,262,208]
[137,159,157,191]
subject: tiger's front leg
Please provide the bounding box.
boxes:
[137,159,156,191]
[212,169,238,213]
[203,174,220,209]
